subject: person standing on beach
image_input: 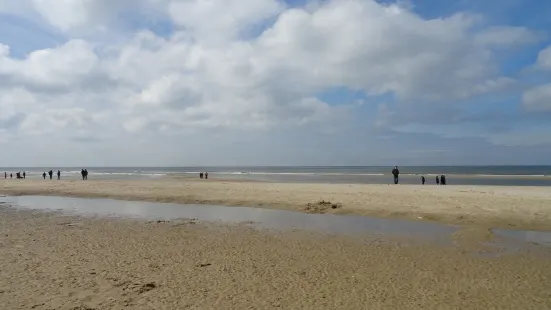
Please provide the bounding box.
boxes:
[392,166,400,184]
[441,175,447,185]
[48,170,53,180]
[421,176,425,185]
[10,173,12,179]
[42,172,46,180]
[436,176,440,185]
[23,172,26,179]
[199,172,203,179]
[4,172,6,179]
[205,172,208,179]
[84,169,88,180]
[57,170,61,180]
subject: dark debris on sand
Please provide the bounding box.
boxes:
[305,200,343,214]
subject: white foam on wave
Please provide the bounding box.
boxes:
[181,171,386,176]
[59,171,167,177]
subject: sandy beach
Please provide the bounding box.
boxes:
[3,178,551,231]
[0,206,550,309]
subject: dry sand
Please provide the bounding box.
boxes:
[3,178,551,231]
[0,207,550,310]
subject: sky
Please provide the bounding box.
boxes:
[1,0,551,167]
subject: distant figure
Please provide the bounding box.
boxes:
[391,166,400,184]
[84,169,88,180]
[48,170,53,180]
[10,173,12,179]
[436,176,440,185]
[16,172,20,179]
[57,170,61,180]
[43,172,46,180]
[421,176,425,185]
[4,172,6,179]
[205,172,208,179]
[441,175,447,185]
[23,172,26,179]
[81,169,85,180]
[199,172,204,179]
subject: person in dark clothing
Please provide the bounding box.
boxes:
[16,172,20,179]
[42,172,46,180]
[57,170,61,180]
[391,166,400,184]
[48,170,53,180]
[81,169,85,180]
[4,172,6,179]
[421,176,425,185]
[436,176,440,185]
[84,169,88,180]
[199,172,203,179]
[205,172,208,179]
[441,175,447,185]
[10,173,12,179]
[23,172,26,179]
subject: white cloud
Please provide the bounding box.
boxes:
[168,0,285,42]
[522,83,551,111]
[522,45,551,111]
[0,88,35,129]
[474,26,541,47]
[0,0,164,36]
[0,43,10,56]
[0,0,546,165]
[1,39,100,90]
[31,0,105,31]
[536,45,551,70]
[487,128,551,147]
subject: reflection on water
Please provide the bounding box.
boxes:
[1,196,457,240]
[2,195,551,250]
[493,230,551,247]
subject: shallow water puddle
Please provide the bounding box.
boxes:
[1,195,551,251]
[1,195,456,240]
[493,229,551,247]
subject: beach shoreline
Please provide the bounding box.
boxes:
[4,166,551,186]
[3,178,551,231]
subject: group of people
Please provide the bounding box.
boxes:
[421,175,447,185]
[392,166,447,185]
[41,170,61,180]
[4,172,26,179]
[4,169,89,180]
[199,172,208,179]
[81,169,89,180]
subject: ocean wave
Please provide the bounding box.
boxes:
[470,174,547,177]
[179,171,387,176]
[179,171,550,178]
[59,171,167,177]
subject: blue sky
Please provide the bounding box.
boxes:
[0,13,63,57]
[1,0,551,166]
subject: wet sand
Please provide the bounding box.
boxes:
[0,207,550,309]
[3,178,551,231]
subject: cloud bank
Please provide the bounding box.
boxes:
[0,0,550,166]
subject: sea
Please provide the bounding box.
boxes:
[1,166,551,186]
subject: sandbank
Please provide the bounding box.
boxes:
[3,178,551,231]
